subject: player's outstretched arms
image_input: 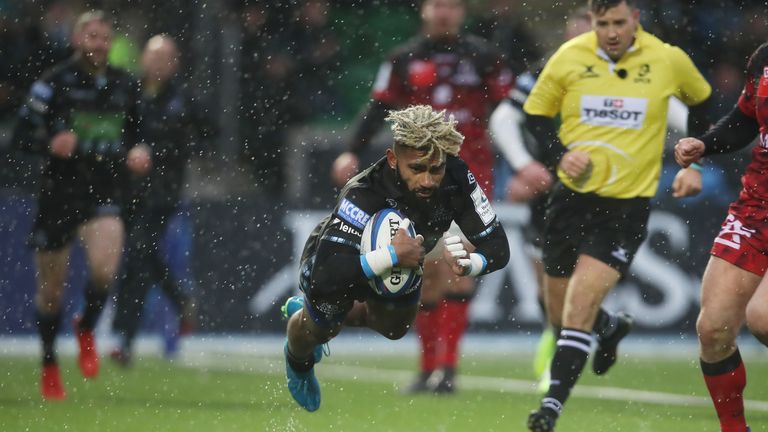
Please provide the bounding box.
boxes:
[391,219,424,269]
[671,166,702,198]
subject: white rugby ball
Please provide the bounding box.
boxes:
[360,208,422,297]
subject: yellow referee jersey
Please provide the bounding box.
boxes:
[523,27,711,198]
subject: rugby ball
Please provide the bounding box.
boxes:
[360,208,422,297]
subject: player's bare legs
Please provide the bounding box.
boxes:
[543,275,568,329]
[697,257,758,432]
[345,299,418,340]
[746,273,768,347]
[79,215,123,291]
[561,256,620,331]
[287,307,340,361]
[35,246,71,400]
[698,257,758,363]
[530,256,621,429]
[34,248,72,315]
[74,215,124,378]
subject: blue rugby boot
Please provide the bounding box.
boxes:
[284,341,321,412]
[281,296,326,363]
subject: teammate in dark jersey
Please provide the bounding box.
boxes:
[12,11,149,400]
[283,105,510,412]
[674,42,768,432]
[110,35,213,366]
[331,0,513,394]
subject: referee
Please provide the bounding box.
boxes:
[522,1,711,430]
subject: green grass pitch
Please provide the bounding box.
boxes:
[1,348,767,431]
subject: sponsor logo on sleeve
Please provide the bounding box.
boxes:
[580,95,647,129]
[471,186,495,225]
[337,198,371,229]
[467,171,476,184]
[329,217,361,236]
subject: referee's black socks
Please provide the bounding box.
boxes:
[540,328,593,418]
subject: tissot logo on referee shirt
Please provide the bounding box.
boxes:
[580,95,648,129]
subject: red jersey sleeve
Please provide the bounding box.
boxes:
[371,60,406,106]
[484,60,514,105]
[737,74,758,119]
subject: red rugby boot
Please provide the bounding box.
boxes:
[74,317,99,378]
[41,364,66,400]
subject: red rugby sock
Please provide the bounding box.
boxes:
[701,350,748,432]
[437,298,469,369]
[415,304,439,372]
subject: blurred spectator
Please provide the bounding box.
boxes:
[239,2,300,192]
[470,0,541,76]
[288,0,341,120]
[0,2,73,189]
[111,34,214,367]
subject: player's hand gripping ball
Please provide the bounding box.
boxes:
[360,209,423,297]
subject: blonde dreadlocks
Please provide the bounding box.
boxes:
[385,105,464,162]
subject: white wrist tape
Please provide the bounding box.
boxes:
[457,253,487,277]
[360,245,397,279]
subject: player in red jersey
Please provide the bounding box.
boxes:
[674,42,768,432]
[332,0,512,394]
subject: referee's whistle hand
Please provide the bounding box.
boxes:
[559,150,591,179]
[674,137,705,168]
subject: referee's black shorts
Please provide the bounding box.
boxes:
[542,182,650,278]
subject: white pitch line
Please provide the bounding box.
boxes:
[181,354,768,413]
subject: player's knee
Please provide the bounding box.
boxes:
[35,290,63,312]
[380,323,410,340]
[696,314,736,350]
